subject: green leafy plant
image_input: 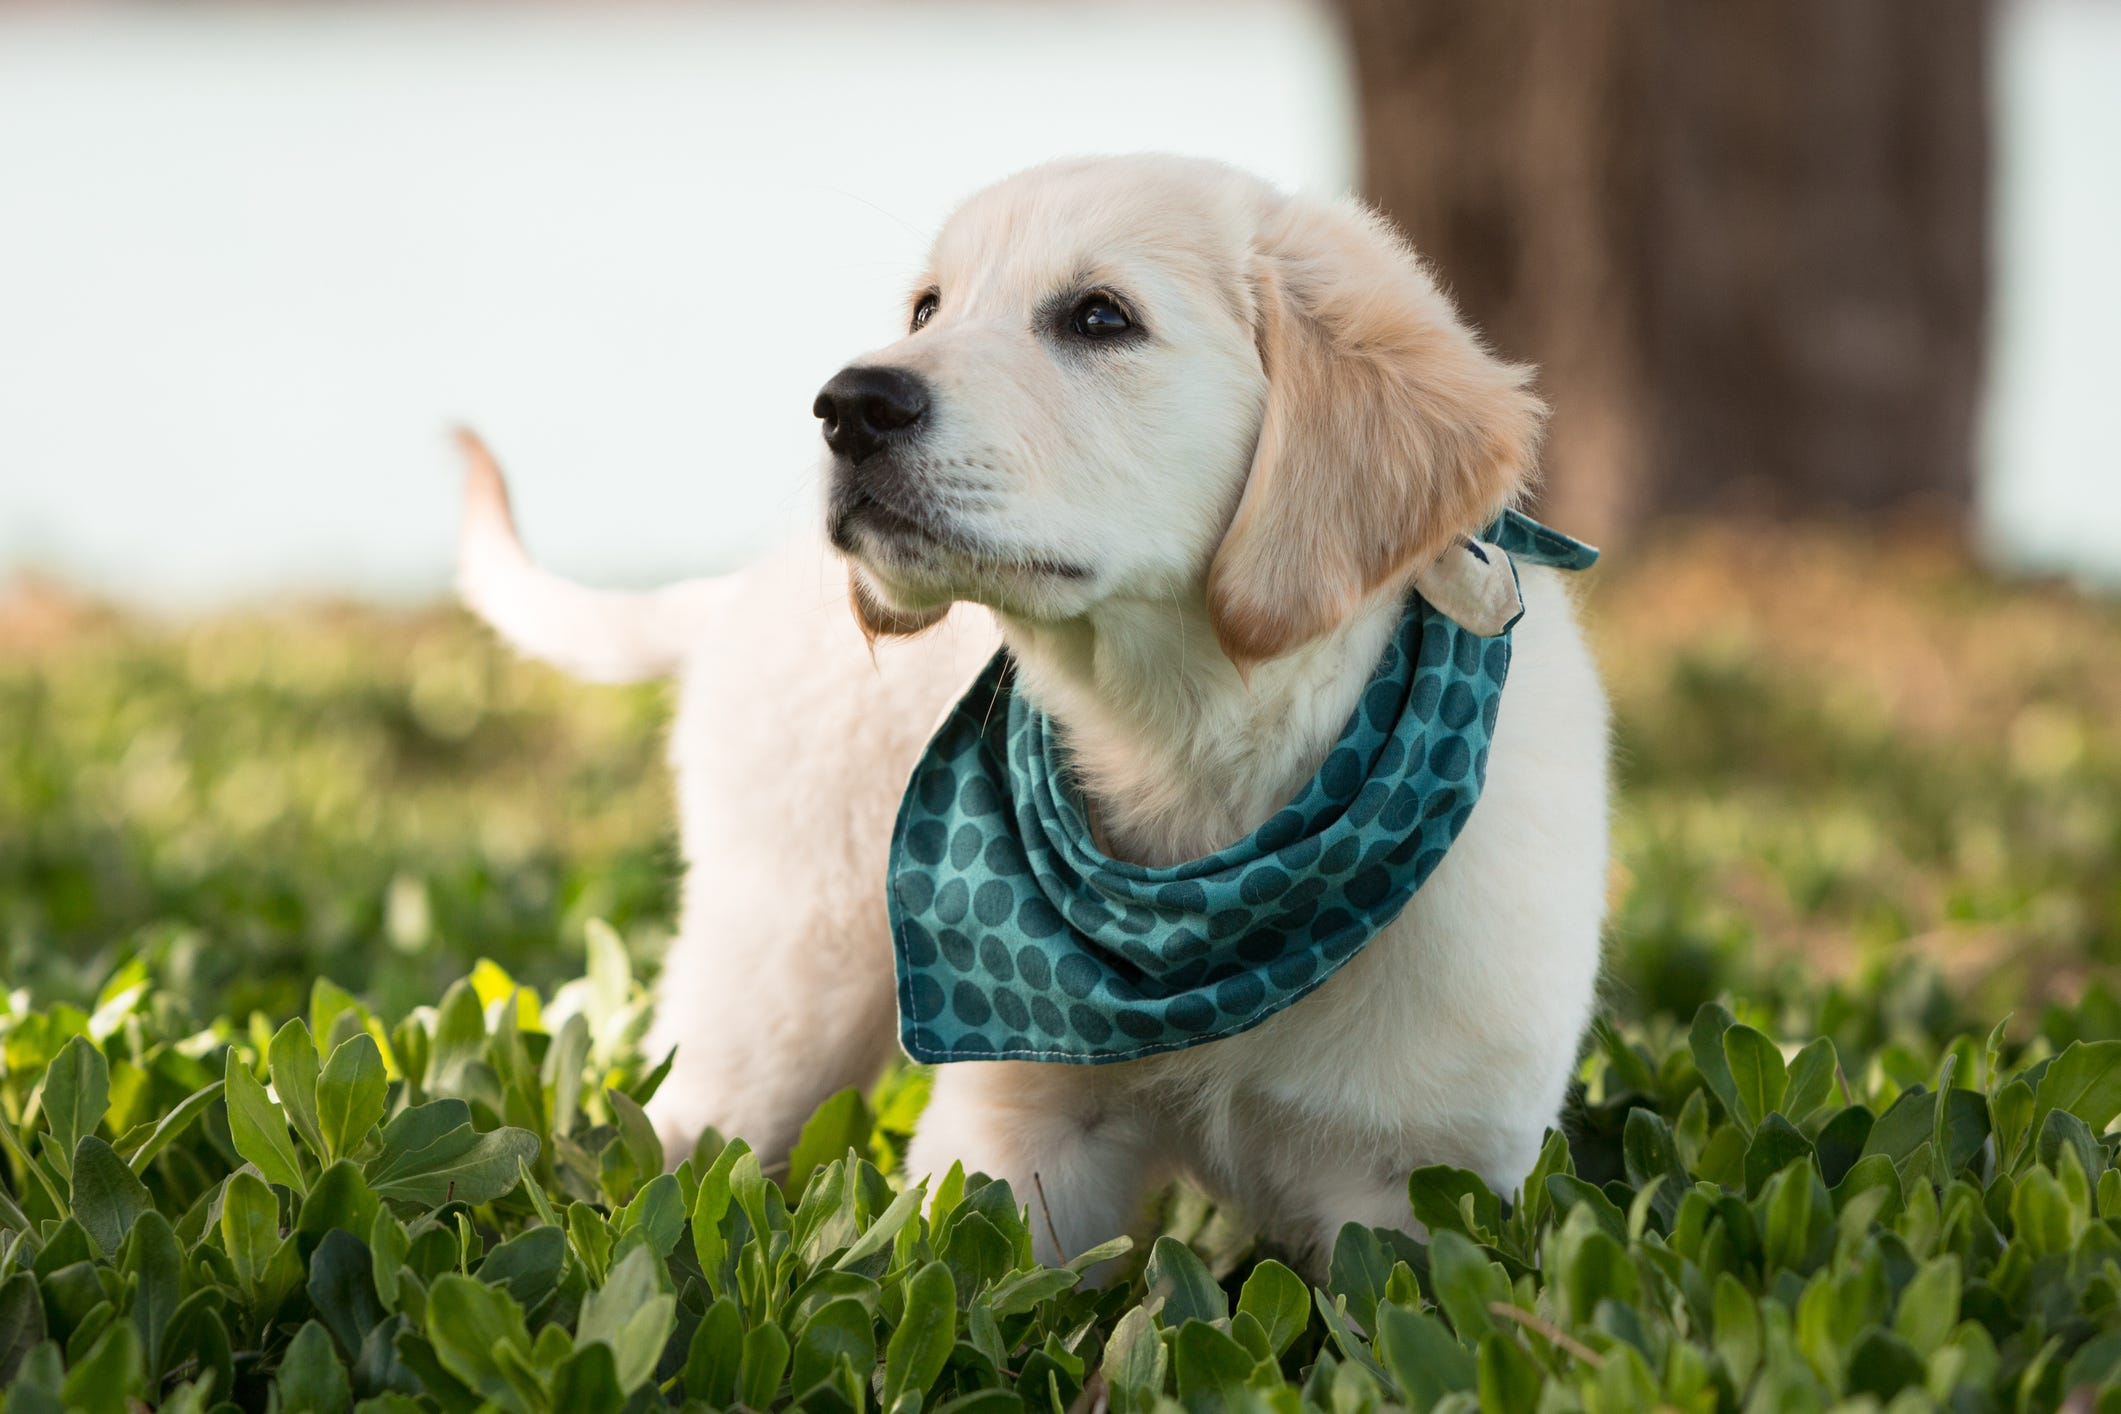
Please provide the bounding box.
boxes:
[7,527,2121,1409]
[4,947,2119,1412]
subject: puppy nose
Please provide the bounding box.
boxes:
[813,366,929,464]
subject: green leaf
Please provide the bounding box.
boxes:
[1845,1328,1925,1403]
[425,1274,536,1414]
[0,1271,48,1387]
[545,1340,622,1414]
[1758,1158,1823,1274]
[271,1019,328,1161]
[318,1033,389,1163]
[932,1390,1025,1414]
[366,1120,540,1208]
[1689,1002,1743,1120]
[1892,1253,1960,1356]
[39,1035,109,1182]
[225,1049,307,1194]
[120,1209,183,1380]
[1236,1259,1310,1358]
[535,1012,588,1139]
[1313,1286,1392,1388]
[882,1259,956,1411]
[298,1160,382,1247]
[1066,1233,1136,1273]
[1712,1271,1760,1389]
[369,1208,410,1313]
[1992,1078,2036,1170]
[1147,1235,1228,1327]
[221,1168,285,1290]
[0,1105,66,1219]
[982,1266,1080,1320]
[1102,1302,1168,1412]
[683,1296,743,1407]
[1406,1166,1501,1243]
[1722,1024,1788,1130]
[1783,1037,1840,1120]
[2062,1334,2121,1405]
[1375,1303,1476,1412]
[373,1098,468,1161]
[567,1201,612,1287]
[836,1176,925,1273]
[1327,1224,1392,1335]
[61,1318,145,1410]
[1173,1319,1258,1414]
[787,1088,874,1199]
[1814,1104,1875,1186]
[617,1171,685,1259]
[1426,1230,1509,1343]
[793,1295,877,1395]
[307,1227,385,1363]
[604,1087,663,1186]
[2014,1163,2086,1256]
[1622,1107,1688,1226]
[1860,1085,1988,1177]
[1477,1331,1543,1414]
[425,979,488,1096]
[70,1135,151,1257]
[690,1137,752,1291]
[739,1319,792,1410]
[1741,1114,1814,1198]
[1831,1152,1905,1226]
[478,1225,566,1311]
[277,1318,353,1414]
[124,1079,224,1175]
[2037,1105,2102,1190]
[2032,1039,2121,1134]
[577,1246,676,1394]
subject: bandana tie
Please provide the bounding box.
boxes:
[889,511,1598,1065]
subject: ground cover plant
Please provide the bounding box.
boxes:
[3,524,2120,1411]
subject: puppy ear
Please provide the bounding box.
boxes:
[1206,198,1547,668]
[847,570,947,644]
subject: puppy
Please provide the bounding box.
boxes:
[459,155,1609,1268]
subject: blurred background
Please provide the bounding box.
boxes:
[3,0,2118,598]
[3,1,2118,1056]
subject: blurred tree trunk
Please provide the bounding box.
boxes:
[1332,0,1989,543]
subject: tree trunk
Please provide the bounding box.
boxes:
[1333,0,1989,542]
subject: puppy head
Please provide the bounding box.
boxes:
[820,155,1544,662]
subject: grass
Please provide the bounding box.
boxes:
[2,522,2118,1411]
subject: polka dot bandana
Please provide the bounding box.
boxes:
[888,511,1598,1065]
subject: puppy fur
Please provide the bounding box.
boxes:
[458,156,1609,1270]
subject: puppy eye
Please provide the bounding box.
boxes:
[1070,295,1131,338]
[911,292,939,332]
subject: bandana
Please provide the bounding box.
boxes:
[889,511,1598,1065]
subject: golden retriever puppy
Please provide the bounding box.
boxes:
[458,155,1608,1269]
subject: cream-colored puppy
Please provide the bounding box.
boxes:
[459,155,1608,1268]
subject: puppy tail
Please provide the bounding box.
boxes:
[454,427,729,683]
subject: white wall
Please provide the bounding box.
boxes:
[0,2,1356,603]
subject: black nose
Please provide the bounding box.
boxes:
[813,366,930,465]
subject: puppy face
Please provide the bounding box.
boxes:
[820,155,1545,664]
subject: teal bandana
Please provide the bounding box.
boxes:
[889,510,1598,1065]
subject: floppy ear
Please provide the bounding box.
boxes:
[1206,198,1547,667]
[847,569,947,644]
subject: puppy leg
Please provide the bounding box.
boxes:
[644,902,899,1170]
[905,1062,1164,1269]
[1286,1123,1550,1275]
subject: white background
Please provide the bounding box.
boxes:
[1,0,2114,603]
[0,2,1354,603]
